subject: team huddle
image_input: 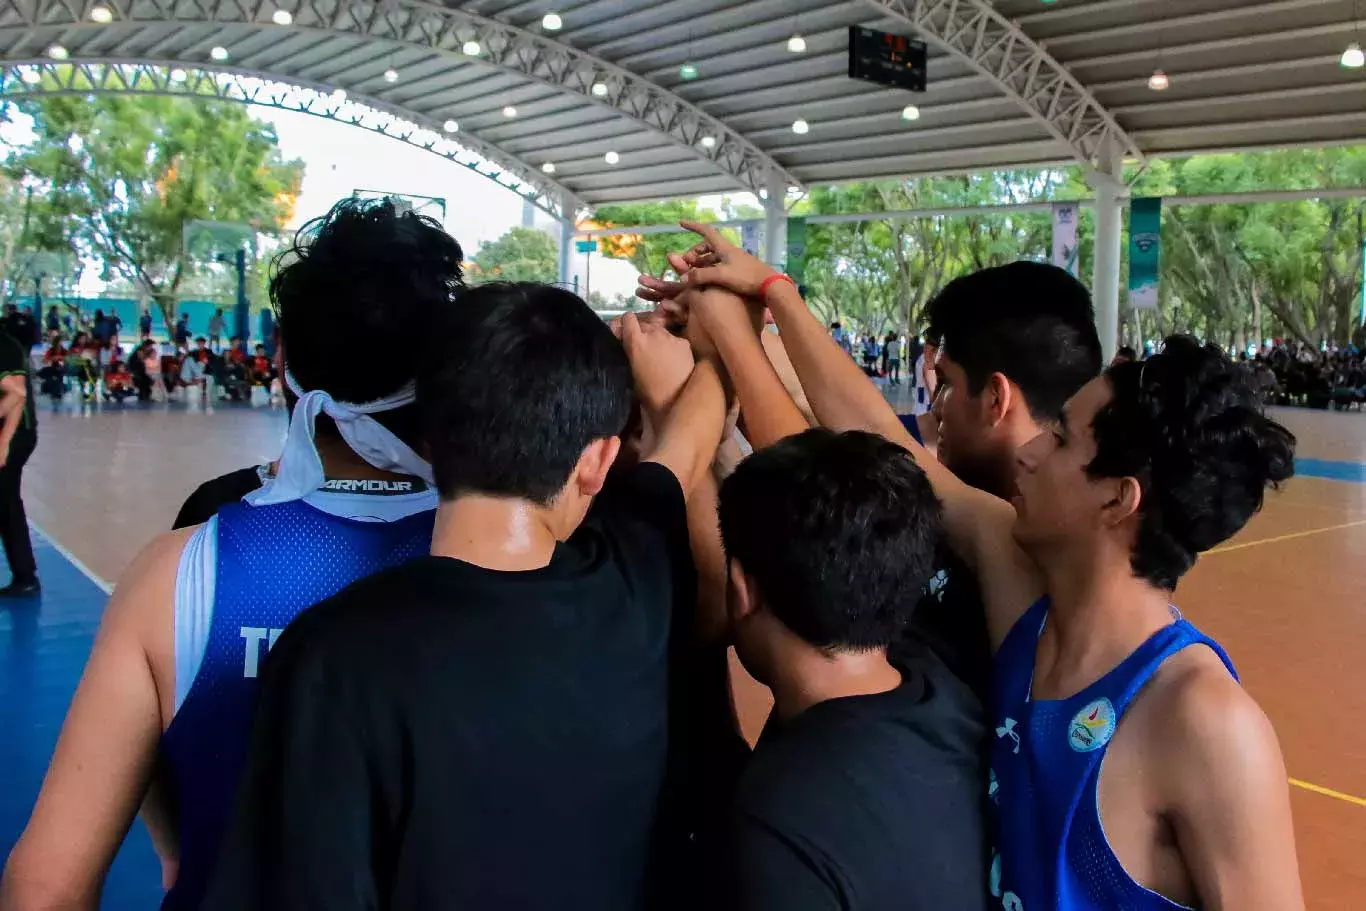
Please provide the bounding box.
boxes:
[0,198,1304,910]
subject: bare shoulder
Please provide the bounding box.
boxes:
[104,525,198,648]
[1141,647,1286,800]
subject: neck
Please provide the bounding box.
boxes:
[1032,541,1174,695]
[768,645,902,721]
[314,433,412,482]
[430,495,558,572]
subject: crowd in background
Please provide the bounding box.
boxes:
[1249,341,1366,410]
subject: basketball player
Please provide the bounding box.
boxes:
[653,223,1304,910]
[0,197,464,911]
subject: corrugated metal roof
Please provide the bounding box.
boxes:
[0,0,1362,209]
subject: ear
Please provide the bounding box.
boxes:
[982,372,1015,429]
[1099,475,1143,530]
[574,436,623,497]
[727,558,761,624]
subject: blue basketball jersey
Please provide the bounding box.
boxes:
[988,598,1236,911]
[158,498,435,911]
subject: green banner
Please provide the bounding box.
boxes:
[1128,197,1162,310]
[786,216,807,286]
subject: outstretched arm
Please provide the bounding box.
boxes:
[657,223,1045,648]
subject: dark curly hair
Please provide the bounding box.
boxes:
[272,197,465,405]
[1086,335,1296,590]
[718,429,943,651]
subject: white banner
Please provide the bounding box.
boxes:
[1052,204,1080,277]
[741,221,761,256]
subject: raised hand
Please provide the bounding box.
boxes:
[618,311,696,417]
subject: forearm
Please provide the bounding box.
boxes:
[646,357,731,496]
[686,469,728,642]
[698,309,807,451]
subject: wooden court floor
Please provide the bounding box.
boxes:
[3,398,1365,908]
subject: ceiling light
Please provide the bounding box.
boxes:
[1343,42,1365,69]
[787,34,807,53]
[679,63,698,80]
[170,68,187,82]
[604,150,620,165]
[210,46,229,61]
[463,39,481,56]
[541,162,556,174]
[791,118,810,135]
[502,105,517,117]
[20,69,41,84]
[271,9,292,25]
[591,81,608,97]
[89,4,113,23]
[383,68,399,83]
[443,119,459,133]
[1147,69,1169,91]
[901,104,920,121]
[331,88,347,103]
[542,12,562,31]
[700,135,716,148]
[47,44,68,60]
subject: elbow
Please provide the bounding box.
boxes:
[0,850,100,911]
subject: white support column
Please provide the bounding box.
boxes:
[558,194,576,288]
[762,173,788,271]
[1090,146,1124,364]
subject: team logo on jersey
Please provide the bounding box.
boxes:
[319,478,426,495]
[1068,698,1117,752]
[995,717,1020,754]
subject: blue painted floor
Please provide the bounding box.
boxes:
[1295,458,1366,484]
[0,528,163,908]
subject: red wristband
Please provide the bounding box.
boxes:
[758,273,796,301]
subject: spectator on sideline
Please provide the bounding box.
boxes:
[174,313,191,347]
[884,331,902,386]
[0,322,39,596]
[139,308,153,339]
[0,198,464,911]
[203,284,729,910]
[208,309,226,351]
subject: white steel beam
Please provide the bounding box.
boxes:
[0,0,801,197]
[865,0,1144,173]
[0,60,584,219]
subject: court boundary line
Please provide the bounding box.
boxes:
[1207,518,1366,555]
[1289,778,1366,808]
[27,520,114,595]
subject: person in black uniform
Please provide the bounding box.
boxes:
[0,325,39,596]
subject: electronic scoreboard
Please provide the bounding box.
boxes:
[848,26,927,92]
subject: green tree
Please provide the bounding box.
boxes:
[470,226,558,284]
[591,199,742,276]
[3,92,303,331]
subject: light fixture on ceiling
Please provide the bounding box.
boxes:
[679,63,698,80]
[542,12,562,31]
[901,104,920,121]
[331,88,347,102]
[383,67,399,83]
[463,39,482,56]
[1343,42,1365,68]
[591,81,609,96]
[541,161,556,174]
[502,105,518,117]
[210,46,229,61]
[1147,69,1170,91]
[170,68,187,82]
[47,44,68,60]
[792,118,810,134]
[604,150,620,164]
[89,4,113,23]
[271,9,292,25]
[20,68,41,84]
[787,34,807,53]
[700,135,717,148]
[443,119,459,132]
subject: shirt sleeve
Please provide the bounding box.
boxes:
[594,460,688,550]
[723,814,843,911]
[202,621,381,911]
[0,337,23,376]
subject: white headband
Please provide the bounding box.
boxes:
[243,369,433,507]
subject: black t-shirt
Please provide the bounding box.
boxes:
[204,462,726,911]
[895,548,993,703]
[722,642,989,911]
[0,330,36,436]
[172,466,266,529]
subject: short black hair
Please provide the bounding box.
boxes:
[925,262,1101,423]
[718,429,943,651]
[1086,335,1296,590]
[418,282,633,504]
[272,196,464,405]
[1116,345,1137,361]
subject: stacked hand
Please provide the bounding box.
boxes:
[615,310,694,417]
[637,221,775,345]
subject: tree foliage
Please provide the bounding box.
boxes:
[469,226,559,284]
[2,93,303,330]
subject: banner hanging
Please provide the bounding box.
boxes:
[1051,204,1080,277]
[1128,197,1163,310]
[741,221,761,257]
[786,217,808,288]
